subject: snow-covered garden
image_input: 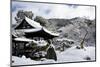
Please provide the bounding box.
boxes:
[12,46,95,66]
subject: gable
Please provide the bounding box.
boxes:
[15,19,35,29]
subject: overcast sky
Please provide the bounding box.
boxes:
[12,1,95,24]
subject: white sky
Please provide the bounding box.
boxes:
[12,1,95,24]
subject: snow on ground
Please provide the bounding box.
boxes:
[12,46,95,66]
[12,56,55,66]
[57,46,95,63]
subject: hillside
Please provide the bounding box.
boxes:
[48,17,95,47]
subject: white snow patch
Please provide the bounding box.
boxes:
[12,56,55,66]
[43,27,59,36]
[57,38,74,42]
[25,16,42,28]
[14,37,37,43]
[57,46,95,62]
[15,28,42,33]
[36,40,48,46]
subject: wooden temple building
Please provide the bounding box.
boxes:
[12,16,59,60]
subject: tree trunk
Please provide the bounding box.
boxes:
[80,31,88,49]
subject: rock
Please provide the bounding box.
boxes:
[84,56,91,60]
[76,46,81,49]
[46,46,57,61]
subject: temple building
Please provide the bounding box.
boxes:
[14,16,59,40]
[12,16,59,60]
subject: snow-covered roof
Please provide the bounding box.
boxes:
[43,27,59,36]
[15,28,42,33]
[14,16,42,29]
[14,16,59,37]
[14,37,48,46]
[25,16,42,28]
[12,30,18,38]
[14,37,37,43]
